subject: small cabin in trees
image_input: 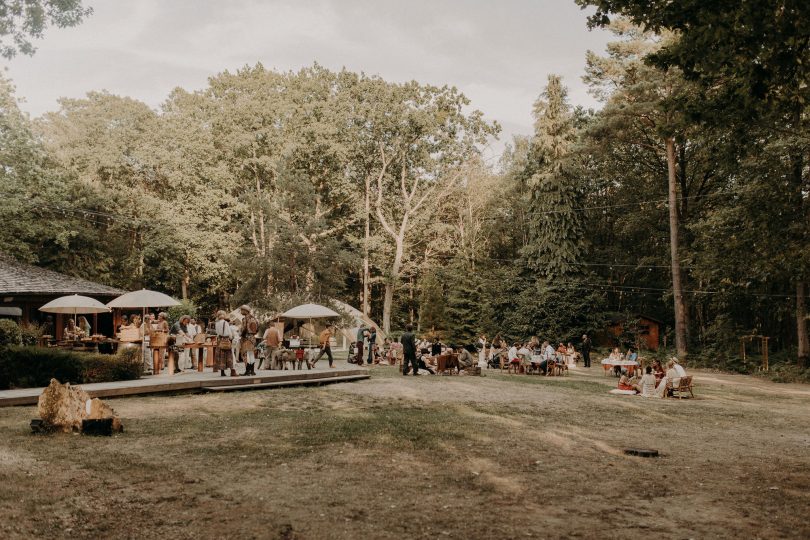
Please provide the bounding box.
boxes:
[601,313,662,351]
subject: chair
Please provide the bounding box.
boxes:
[669,376,694,399]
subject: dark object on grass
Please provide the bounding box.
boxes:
[624,448,659,458]
[82,418,115,436]
[30,418,54,434]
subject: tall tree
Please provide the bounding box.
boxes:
[578,0,810,362]
[361,79,497,333]
[582,20,711,358]
[522,75,581,278]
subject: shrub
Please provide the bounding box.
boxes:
[19,322,44,346]
[0,346,143,390]
[167,300,197,327]
[0,319,22,346]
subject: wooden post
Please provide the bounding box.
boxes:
[205,341,214,368]
[763,337,769,372]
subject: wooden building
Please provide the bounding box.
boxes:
[0,253,124,339]
[602,313,663,351]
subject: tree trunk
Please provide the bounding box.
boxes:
[304,240,316,293]
[181,267,190,300]
[382,236,404,334]
[666,138,688,359]
[797,281,809,366]
[362,175,371,316]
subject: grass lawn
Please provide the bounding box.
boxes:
[0,364,808,539]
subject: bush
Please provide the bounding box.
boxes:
[0,346,143,390]
[167,299,197,327]
[0,319,22,346]
[20,322,44,346]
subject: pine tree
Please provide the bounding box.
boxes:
[443,261,482,344]
[523,75,582,279]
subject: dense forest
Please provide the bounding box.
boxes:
[1,1,807,370]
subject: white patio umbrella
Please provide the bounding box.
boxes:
[107,289,181,309]
[281,303,340,319]
[281,303,340,344]
[107,289,181,329]
[39,294,111,330]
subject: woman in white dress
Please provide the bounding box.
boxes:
[639,366,657,397]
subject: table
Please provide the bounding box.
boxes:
[436,354,459,374]
[184,341,216,372]
[601,359,639,376]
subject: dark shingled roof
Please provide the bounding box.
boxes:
[0,253,125,297]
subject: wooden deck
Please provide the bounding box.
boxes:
[0,367,370,407]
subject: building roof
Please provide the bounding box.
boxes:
[607,312,665,326]
[0,253,125,297]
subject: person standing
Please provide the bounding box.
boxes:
[354,326,366,365]
[401,324,418,376]
[312,325,336,368]
[367,327,377,365]
[239,305,259,376]
[581,334,592,368]
[170,315,192,372]
[262,323,281,369]
[213,310,237,377]
[187,317,201,369]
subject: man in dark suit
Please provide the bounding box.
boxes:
[401,324,418,376]
[581,334,592,368]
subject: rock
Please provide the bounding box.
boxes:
[86,398,123,433]
[37,379,123,433]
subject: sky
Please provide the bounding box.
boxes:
[5,0,613,158]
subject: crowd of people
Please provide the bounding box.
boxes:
[339,329,596,377]
[109,307,690,396]
[614,358,689,398]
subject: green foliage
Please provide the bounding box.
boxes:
[0,319,22,346]
[0,0,92,59]
[0,346,143,389]
[19,322,44,346]
[522,75,583,278]
[166,300,198,326]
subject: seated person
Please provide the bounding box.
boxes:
[64,319,79,340]
[534,341,555,374]
[548,343,565,368]
[507,342,521,367]
[653,360,682,397]
[666,359,682,387]
[456,345,475,370]
[415,353,435,375]
[626,347,639,363]
[608,347,624,375]
[517,343,532,362]
[673,358,687,378]
[639,366,657,396]
[651,359,665,379]
[617,371,639,393]
[566,342,576,364]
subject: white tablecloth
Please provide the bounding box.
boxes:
[600,359,639,366]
